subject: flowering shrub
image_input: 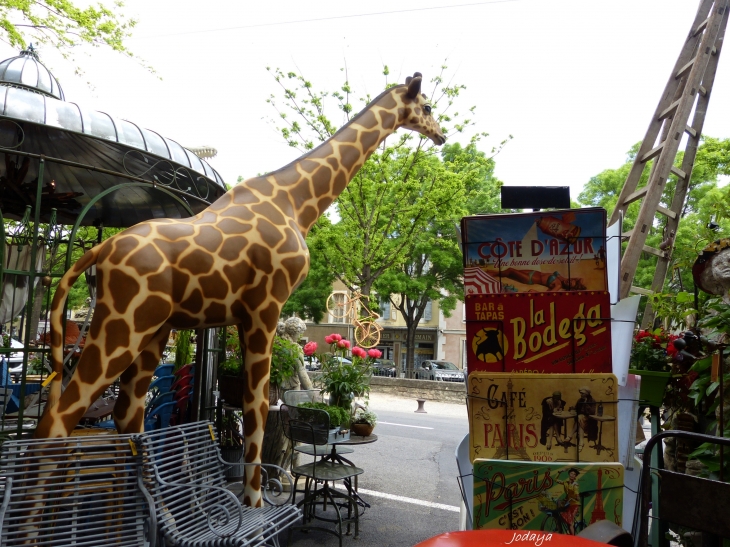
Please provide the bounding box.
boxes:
[306,333,380,408]
[629,328,678,372]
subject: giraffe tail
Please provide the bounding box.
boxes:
[46,245,103,410]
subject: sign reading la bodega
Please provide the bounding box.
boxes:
[466,292,612,373]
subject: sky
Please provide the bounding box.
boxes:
[1,0,727,203]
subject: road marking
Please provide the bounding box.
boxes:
[334,484,460,512]
[377,421,433,430]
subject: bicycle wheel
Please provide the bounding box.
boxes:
[540,514,560,532]
[326,293,349,321]
[355,322,381,348]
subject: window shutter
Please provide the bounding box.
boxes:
[424,300,432,321]
[381,298,390,320]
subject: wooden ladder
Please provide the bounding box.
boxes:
[610,0,729,327]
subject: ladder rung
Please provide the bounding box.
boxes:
[685,125,698,137]
[657,205,678,220]
[622,187,648,207]
[691,17,709,37]
[643,245,665,258]
[698,85,708,96]
[670,165,687,180]
[658,99,680,120]
[640,143,664,163]
[675,57,695,79]
[630,285,654,296]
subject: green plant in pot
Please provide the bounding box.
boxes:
[351,406,377,437]
[312,334,375,409]
[629,328,678,407]
[217,327,299,407]
[298,401,351,429]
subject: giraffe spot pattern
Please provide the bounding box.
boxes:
[108,270,140,314]
[107,351,135,379]
[179,249,214,275]
[281,256,307,288]
[134,295,172,333]
[199,271,229,300]
[246,178,274,196]
[194,225,224,253]
[291,179,314,209]
[357,110,379,129]
[380,111,396,130]
[129,244,164,276]
[297,206,318,230]
[125,223,152,237]
[108,236,139,265]
[204,301,228,323]
[277,228,300,254]
[219,236,249,261]
[242,277,269,312]
[251,202,286,225]
[181,288,204,314]
[245,244,273,274]
[219,217,253,234]
[311,166,333,197]
[157,224,195,241]
[300,159,319,173]
[360,130,380,151]
[272,190,294,217]
[194,211,218,224]
[55,381,81,414]
[223,261,256,293]
[255,217,284,248]
[105,319,131,356]
[339,145,360,172]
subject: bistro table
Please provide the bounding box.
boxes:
[297,433,378,509]
[589,414,616,455]
[552,410,577,453]
[413,530,612,547]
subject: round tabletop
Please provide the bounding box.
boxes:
[335,434,378,446]
[553,411,577,419]
[413,530,611,547]
[590,415,616,422]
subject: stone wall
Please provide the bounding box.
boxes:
[307,372,467,405]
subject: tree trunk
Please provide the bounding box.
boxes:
[261,406,290,481]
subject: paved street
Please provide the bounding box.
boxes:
[284,392,469,547]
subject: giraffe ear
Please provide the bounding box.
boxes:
[406,73,422,99]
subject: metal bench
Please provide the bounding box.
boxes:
[135,421,301,547]
[0,432,152,547]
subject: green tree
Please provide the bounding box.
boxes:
[0,0,147,73]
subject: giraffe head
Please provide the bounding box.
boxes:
[397,72,446,145]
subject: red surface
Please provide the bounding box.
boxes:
[413,530,610,547]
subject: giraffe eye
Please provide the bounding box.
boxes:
[424,105,432,114]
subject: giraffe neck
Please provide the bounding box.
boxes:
[227,85,410,235]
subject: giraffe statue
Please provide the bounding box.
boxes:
[35,72,445,506]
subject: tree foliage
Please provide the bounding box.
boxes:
[0,0,147,74]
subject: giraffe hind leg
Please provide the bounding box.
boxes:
[113,326,172,434]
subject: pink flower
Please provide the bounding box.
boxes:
[337,339,351,350]
[352,346,367,358]
[303,341,317,356]
[324,335,334,344]
[368,348,382,359]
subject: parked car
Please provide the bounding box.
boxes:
[415,360,465,382]
[371,359,396,377]
[304,356,322,371]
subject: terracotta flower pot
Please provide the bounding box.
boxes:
[351,422,374,437]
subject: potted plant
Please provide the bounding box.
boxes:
[307,334,379,409]
[351,406,377,437]
[298,401,351,443]
[217,327,300,407]
[629,328,678,407]
[217,409,245,480]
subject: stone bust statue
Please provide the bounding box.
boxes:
[694,238,730,302]
[276,317,313,391]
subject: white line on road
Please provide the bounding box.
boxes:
[377,421,433,430]
[334,484,460,512]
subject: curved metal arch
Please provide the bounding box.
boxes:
[64,182,195,271]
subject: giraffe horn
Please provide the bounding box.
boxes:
[406,73,422,99]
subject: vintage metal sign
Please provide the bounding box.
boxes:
[465,292,612,373]
[468,373,618,463]
[472,459,624,533]
[461,208,607,295]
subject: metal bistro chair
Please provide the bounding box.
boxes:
[280,404,364,547]
[640,430,730,547]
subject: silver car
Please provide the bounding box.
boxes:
[416,360,465,382]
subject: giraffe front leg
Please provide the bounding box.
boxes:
[114,327,172,434]
[240,322,276,508]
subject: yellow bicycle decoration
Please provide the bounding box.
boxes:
[326,291,383,348]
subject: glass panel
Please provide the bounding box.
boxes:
[87,110,117,140]
[36,66,51,96]
[185,149,205,175]
[45,98,82,132]
[4,58,24,84]
[4,87,44,123]
[118,120,145,149]
[332,293,345,324]
[19,59,38,87]
[165,138,190,167]
[141,128,170,158]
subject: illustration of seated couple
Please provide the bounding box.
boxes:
[540,387,599,451]
[485,267,586,292]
